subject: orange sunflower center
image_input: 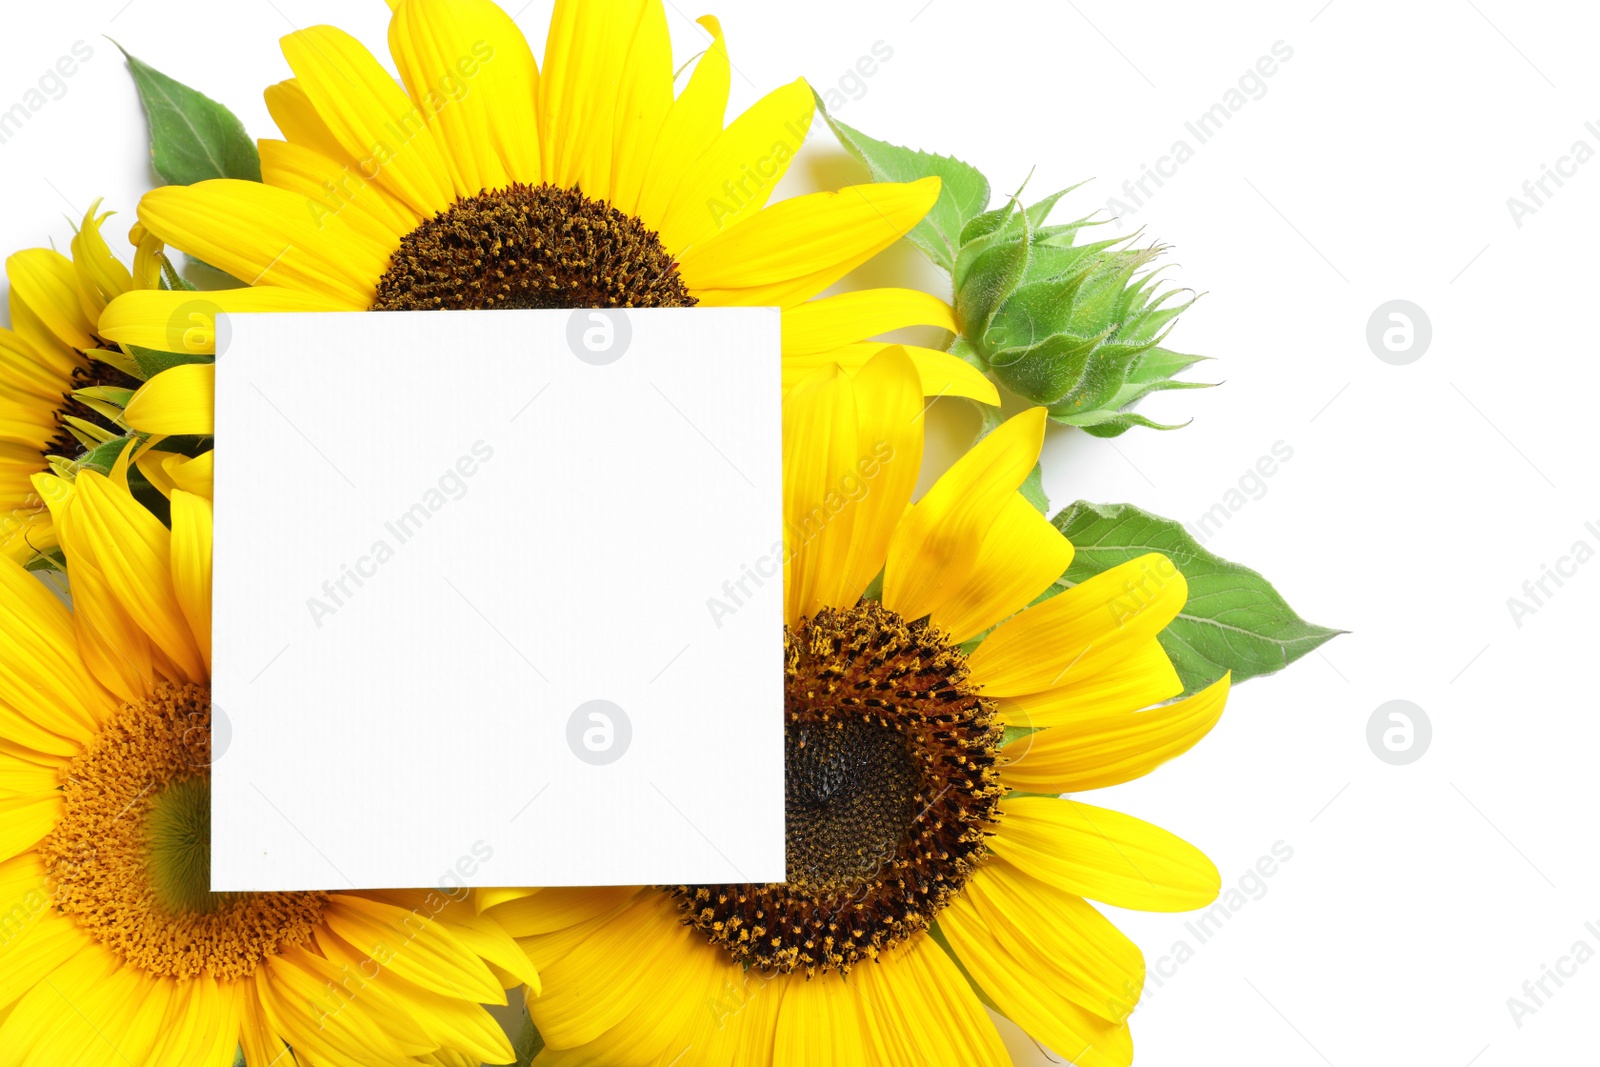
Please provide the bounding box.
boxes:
[38,682,328,980]
[670,601,1003,975]
[371,182,697,312]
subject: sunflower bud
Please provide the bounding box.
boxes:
[951,190,1212,437]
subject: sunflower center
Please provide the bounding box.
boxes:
[371,182,697,312]
[38,682,328,980]
[670,601,1003,975]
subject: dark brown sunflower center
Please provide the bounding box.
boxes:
[371,182,696,312]
[670,601,1003,976]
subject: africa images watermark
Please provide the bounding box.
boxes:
[306,440,496,627]
[1184,440,1295,546]
[1505,120,1600,229]
[1504,519,1600,629]
[704,103,814,229]
[0,40,94,147]
[312,839,496,1033]
[305,39,496,230]
[1504,919,1600,1030]
[1118,841,1296,1014]
[704,438,896,628]
[1106,40,1294,225]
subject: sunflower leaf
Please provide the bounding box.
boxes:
[1047,500,1342,694]
[115,43,262,185]
[813,93,989,272]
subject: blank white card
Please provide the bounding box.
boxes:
[211,308,785,891]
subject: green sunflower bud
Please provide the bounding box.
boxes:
[819,102,1213,437]
[954,189,1213,436]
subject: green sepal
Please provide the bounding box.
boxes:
[72,435,134,476]
[24,549,66,574]
[511,1008,545,1065]
[116,42,262,185]
[1046,501,1342,694]
[129,344,215,381]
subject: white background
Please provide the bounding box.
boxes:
[2,0,1596,1063]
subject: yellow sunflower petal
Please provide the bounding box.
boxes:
[69,201,134,323]
[0,796,60,864]
[836,346,923,601]
[165,451,214,501]
[781,288,957,355]
[258,139,410,249]
[852,934,1010,1066]
[967,553,1185,698]
[320,894,504,1004]
[148,975,240,1067]
[481,885,635,939]
[138,181,388,306]
[933,492,1074,644]
[658,78,813,253]
[782,343,999,405]
[532,891,713,1050]
[0,944,166,1066]
[0,329,72,401]
[70,473,206,684]
[944,857,1144,1023]
[943,905,1135,1067]
[257,949,424,1066]
[989,796,1221,912]
[99,285,353,356]
[0,549,110,747]
[631,16,728,225]
[169,491,213,675]
[0,891,91,1012]
[996,639,1182,728]
[6,249,96,352]
[882,407,1045,624]
[1002,673,1230,794]
[238,983,295,1067]
[263,77,426,238]
[123,364,215,437]
[7,288,79,378]
[678,178,941,293]
[773,967,869,1067]
[782,364,860,626]
[280,25,456,217]
[605,1,673,217]
[389,0,542,190]
[539,0,649,197]
[33,473,154,704]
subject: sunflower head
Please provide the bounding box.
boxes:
[673,599,1004,975]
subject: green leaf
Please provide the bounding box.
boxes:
[813,92,990,272]
[1048,501,1342,693]
[129,344,215,380]
[117,43,262,185]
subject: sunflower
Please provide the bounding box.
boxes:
[97,0,996,438]
[0,201,158,562]
[0,464,538,1066]
[476,346,1231,1066]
